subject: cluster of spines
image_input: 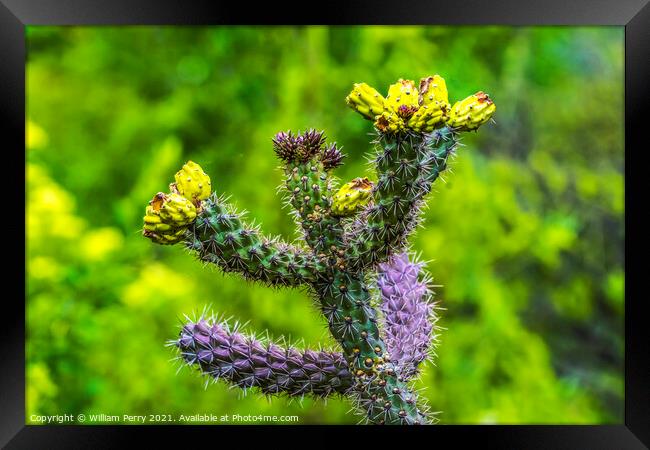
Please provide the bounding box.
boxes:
[273,129,345,170]
[186,193,325,287]
[349,377,430,425]
[174,316,353,398]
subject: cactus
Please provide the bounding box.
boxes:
[145,74,495,424]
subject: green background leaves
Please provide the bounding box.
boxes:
[26,26,623,424]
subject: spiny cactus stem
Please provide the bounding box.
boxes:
[176,318,354,397]
[283,159,344,254]
[379,253,436,378]
[346,127,458,270]
[424,127,457,184]
[311,261,427,424]
[186,194,326,286]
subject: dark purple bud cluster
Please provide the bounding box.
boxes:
[272,129,345,169]
[321,143,346,169]
[271,130,296,162]
[298,128,327,151]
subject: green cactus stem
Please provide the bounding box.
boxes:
[186,194,326,287]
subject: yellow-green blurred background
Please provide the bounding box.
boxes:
[26,26,624,424]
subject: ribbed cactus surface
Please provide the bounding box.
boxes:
[175,252,437,400]
[176,318,353,397]
[379,253,437,379]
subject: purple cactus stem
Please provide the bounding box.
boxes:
[176,317,353,397]
[378,253,437,378]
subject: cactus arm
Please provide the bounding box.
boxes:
[274,130,347,254]
[185,193,325,286]
[345,127,458,269]
[379,253,437,379]
[422,127,458,185]
[282,159,345,254]
[175,317,353,397]
[151,75,497,425]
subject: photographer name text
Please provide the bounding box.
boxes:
[29,413,299,424]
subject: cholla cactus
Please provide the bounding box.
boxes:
[144,75,495,424]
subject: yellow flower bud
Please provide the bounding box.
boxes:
[143,192,197,245]
[385,79,419,112]
[375,111,406,134]
[408,104,446,133]
[158,193,197,226]
[408,75,451,132]
[345,83,386,120]
[173,161,211,203]
[347,76,495,135]
[418,75,449,109]
[446,91,496,131]
[331,177,374,217]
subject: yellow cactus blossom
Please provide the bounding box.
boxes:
[173,160,211,203]
[418,74,449,107]
[345,83,386,120]
[331,177,374,216]
[408,75,451,132]
[143,192,197,245]
[346,75,452,134]
[445,91,496,131]
[385,79,419,111]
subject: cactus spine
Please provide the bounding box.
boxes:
[144,74,495,424]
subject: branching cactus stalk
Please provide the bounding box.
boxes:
[144,75,495,424]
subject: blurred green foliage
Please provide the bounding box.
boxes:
[26,26,623,424]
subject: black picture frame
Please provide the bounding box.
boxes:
[3,0,648,447]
